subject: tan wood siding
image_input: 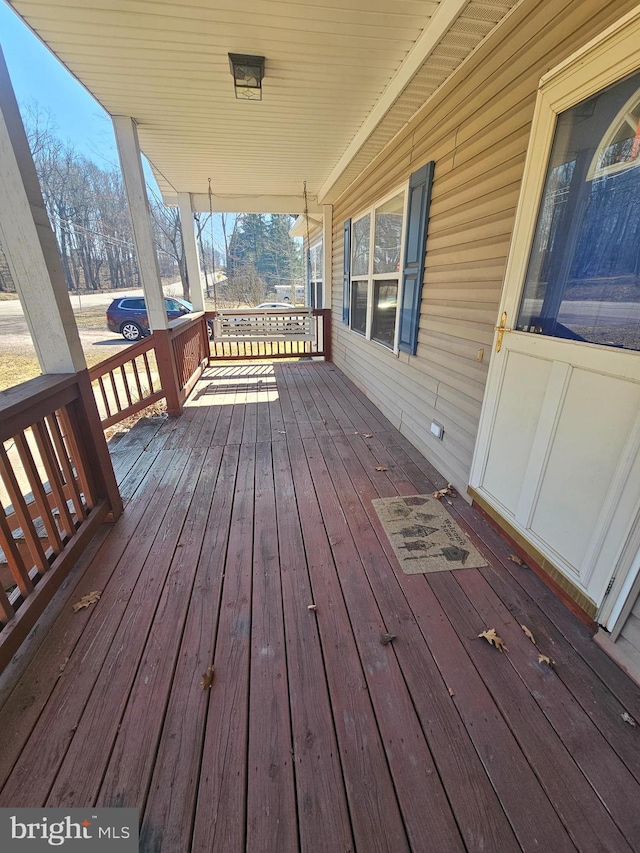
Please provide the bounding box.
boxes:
[330,0,639,495]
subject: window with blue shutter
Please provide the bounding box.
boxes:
[398,161,435,355]
[342,219,351,324]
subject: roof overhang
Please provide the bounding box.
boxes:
[5,0,520,211]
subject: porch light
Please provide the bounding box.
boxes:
[228,53,265,100]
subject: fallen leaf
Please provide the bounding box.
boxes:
[72,590,101,612]
[538,654,555,667]
[478,627,507,652]
[380,633,396,645]
[321,418,327,425]
[521,625,536,645]
[448,687,455,697]
[201,665,215,690]
[57,657,69,677]
[363,433,373,438]
[509,554,527,566]
[375,466,388,472]
[622,712,637,727]
[307,604,318,611]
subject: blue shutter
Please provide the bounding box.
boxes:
[342,219,351,324]
[398,162,434,354]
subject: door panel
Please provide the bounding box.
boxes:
[530,369,640,572]
[482,351,551,513]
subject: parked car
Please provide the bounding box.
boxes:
[106,295,193,341]
[254,302,296,310]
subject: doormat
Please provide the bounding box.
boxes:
[372,494,488,574]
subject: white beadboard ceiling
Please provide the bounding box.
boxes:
[6,0,519,211]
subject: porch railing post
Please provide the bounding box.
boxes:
[72,370,124,519]
[154,329,184,417]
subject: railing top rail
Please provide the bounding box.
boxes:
[168,311,205,338]
[0,373,80,442]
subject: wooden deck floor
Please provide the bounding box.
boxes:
[1,361,639,852]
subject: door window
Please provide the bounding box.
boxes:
[517,69,640,351]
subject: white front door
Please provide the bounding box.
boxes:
[470,11,640,614]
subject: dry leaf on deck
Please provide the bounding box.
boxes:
[72,590,101,612]
[509,554,527,566]
[307,604,318,611]
[433,483,456,500]
[57,657,69,676]
[538,654,555,667]
[521,625,536,645]
[478,627,507,652]
[622,712,637,727]
[363,433,373,439]
[375,466,388,472]
[201,665,215,690]
[379,633,396,645]
[448,687,455,697]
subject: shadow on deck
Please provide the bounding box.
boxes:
[0,361,639,852]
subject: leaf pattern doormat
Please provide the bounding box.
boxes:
[372,494,487,574]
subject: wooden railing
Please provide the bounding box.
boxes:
[169,313,210,403]
[0,372,121,670]
[206,308,332,361]
[89,335,164,429]
[89,313,209,427]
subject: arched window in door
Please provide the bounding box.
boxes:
[517,69,640,350]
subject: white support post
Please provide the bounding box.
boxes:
[0,48,85,374]
[112,115,167,330]
[177,192,205,312]
[322,204,333,309]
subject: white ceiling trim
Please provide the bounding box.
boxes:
[318,0,471,203]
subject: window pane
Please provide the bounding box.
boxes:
[352,214,370,276]
[374,193,404,274]
[310,243,322,282]
[351,280,368,335]
[371,280,398,348]
[517,70,640,351]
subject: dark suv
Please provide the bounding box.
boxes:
[106,295,193,341]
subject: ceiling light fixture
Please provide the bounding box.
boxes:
[228,53,265,100]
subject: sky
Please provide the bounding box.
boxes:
[0,2,235,251]
[0,1,163,193]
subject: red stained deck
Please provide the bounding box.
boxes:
[0,361,639,852]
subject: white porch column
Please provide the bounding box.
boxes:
[177,192,205,311]
[0,48,85,374]
[322,204,333,309]
[112,115,167,330]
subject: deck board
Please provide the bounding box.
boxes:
[1,361,639,852]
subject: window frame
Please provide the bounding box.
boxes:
[308,238,323,308]
[348,185,408,352]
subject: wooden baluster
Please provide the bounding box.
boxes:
[0,504,35,597]
[108,370,122,416]
[47,413,86,522]
[132,357,145,402]
[0,576,14,624]
[56,409,95,511]
[143,351,155,393]
[13,431,63,553]
[97,376,111,419]
[120,365,134,408]
[0,444,50,573]
[32,421,75,539]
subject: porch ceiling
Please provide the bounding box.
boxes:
[6,0,518,211]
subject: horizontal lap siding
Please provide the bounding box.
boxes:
[330,0,639,495]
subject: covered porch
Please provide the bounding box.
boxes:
[1,361,639,852]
